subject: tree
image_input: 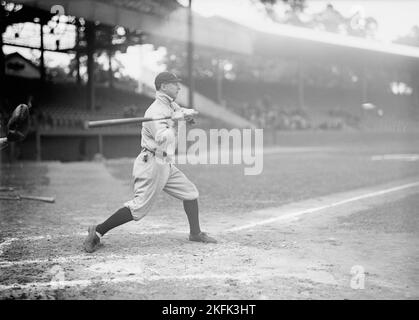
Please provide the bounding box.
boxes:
[395,25,419,47]
[258,0,306,12]
[255,0,307,25]
[313,3,346,33]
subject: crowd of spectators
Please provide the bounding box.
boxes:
[30,102,148,131]
[230,94,361,131]
[0,83,152,132]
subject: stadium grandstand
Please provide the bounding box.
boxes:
[1,0,418,162]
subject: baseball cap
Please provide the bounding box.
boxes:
[155,71,181,90]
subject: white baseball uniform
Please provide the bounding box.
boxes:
[124,91,199,221]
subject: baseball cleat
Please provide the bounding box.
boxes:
[189,232,217,244]
[83,225,100,253]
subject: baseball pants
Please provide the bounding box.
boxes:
[124,150,199,221]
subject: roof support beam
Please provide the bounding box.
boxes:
[16,0,253,55]
[86,21,95,111]
[0,6,6,92]
[39,18,45,83]
[187,0,194,109]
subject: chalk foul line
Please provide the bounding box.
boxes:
[0,272,253,291]
[226,180,419,232]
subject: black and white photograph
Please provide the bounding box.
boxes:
[0,0,418,302]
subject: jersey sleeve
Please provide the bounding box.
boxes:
[150,113,175,145]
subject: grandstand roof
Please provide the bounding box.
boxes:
[15,0,253,54]
[95,0,181,17]
[252,23,419,63]
[13,0,419,62]
[5,52,40,78]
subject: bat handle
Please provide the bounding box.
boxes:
[19,195,55,203]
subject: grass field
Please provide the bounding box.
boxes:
[0,131,419,299]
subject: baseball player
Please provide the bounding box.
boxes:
[83,71,217,253]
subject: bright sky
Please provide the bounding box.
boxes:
[125,0,419,79]
[304,0,419,42]
[187,0,419,42]
[4,0,419,81]
[189,0,419,41]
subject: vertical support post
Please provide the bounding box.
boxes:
[98,134,103,155]
[414,65,419,111]
[0,18,5,89]
[86,22,95,111]
[36,131,41,161]
[75,19,81,85]
[138,43,144,93]
[216,58,223,105]
[187,0,194,108]
[297,57,305,109]
[108,50,113,89]
[9,142,15,162]
[0,10,6,121]
[40,20,45,83]
[1,8,7,162]
[362,64,368,103]
[76,54,81,85]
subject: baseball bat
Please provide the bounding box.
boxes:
[19,195,55,203]
[0,194,55,203]
[0,187,15,192]
[85,116,172,129]
[0,195,18,200]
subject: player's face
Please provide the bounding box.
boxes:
[162,82,180,100]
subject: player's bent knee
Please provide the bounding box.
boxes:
[123,201,151,221]
[189,188,199,200]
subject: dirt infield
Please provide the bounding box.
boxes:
[1,132,419,299]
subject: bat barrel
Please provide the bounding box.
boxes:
[85,116,171,129]
[19,195,55,203]
[85,117,145,129]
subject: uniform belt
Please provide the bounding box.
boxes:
[141,147,167,157]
